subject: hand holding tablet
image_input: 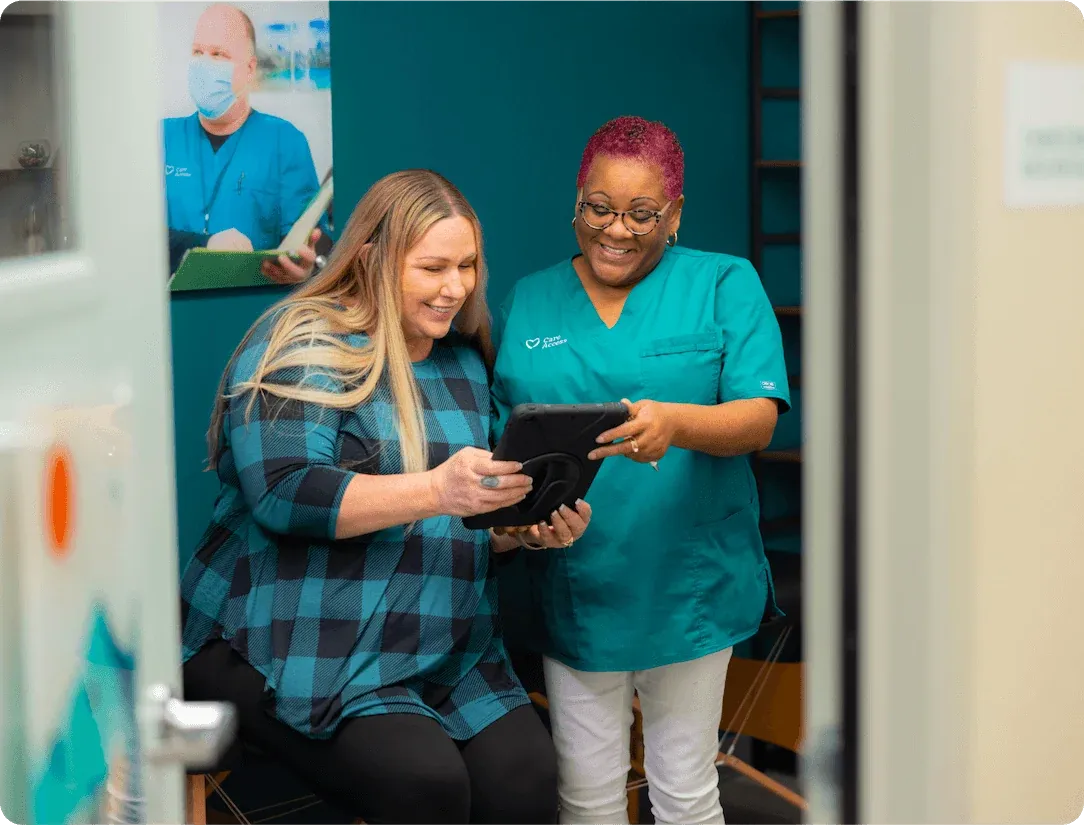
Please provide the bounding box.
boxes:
[429,447,534,518]
[492,500,593,549]
[462,402,629,531]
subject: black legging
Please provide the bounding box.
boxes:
[184,641,557,824]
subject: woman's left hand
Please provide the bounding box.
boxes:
[261,229,323,285]
[588,398,676,464]
[519,499,593,549]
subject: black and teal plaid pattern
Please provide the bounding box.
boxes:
[180,317,528,740]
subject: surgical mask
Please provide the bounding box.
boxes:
[188,57,236,120]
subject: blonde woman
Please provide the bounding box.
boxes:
[180,170,590,824]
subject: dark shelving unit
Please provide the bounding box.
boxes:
[748,0,803,783]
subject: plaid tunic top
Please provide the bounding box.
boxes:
[180,317,529,740]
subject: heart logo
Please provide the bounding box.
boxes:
[525,338,540,349]
[165,165,175,176]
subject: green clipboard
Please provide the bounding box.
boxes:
[168,249,289,291]
[169,172,334,293]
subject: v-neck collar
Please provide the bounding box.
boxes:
[565,247,676,336]
[200,116,248,173]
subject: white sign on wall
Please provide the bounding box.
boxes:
[1004,62,1084,209]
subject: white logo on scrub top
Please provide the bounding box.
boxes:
[164,165,192,178]
[525,335,567,350]
[761,380,777,390]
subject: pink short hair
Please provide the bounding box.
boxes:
[577,116,685,201]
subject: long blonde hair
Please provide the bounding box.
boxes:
[206,169,494,474]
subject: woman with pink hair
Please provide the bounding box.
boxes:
[491,116,791,824]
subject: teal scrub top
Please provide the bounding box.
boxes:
[491,246,791,672]
[163,110,326,250]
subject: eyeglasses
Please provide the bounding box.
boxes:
[577,201,669,236]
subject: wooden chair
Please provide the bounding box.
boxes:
[716,651,804,807]
[626,552,807,821]
[183,740,339,825]
[185,774,207,825]
[184,773,228,825]
[185,770,356,825]
[527,691,651,824]
[622,633,805,822]
[528,632,805,823]
[184,657,563,825]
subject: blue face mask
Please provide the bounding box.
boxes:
[188,58,236,120]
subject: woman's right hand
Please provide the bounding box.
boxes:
[429,447,534,517]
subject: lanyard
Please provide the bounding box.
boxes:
[201,122,248,234]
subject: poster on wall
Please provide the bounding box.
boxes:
[158,1,334,291]
[1003,62,1084,209]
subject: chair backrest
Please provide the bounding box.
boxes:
[719,656,803,753]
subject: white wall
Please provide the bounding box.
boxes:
[967,2,1084,821]
[856,2,1084,822]
[835,1,1084,821]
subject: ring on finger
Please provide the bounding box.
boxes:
[629,437,640,454]
[480,475,500,489]
[562,537,574,547]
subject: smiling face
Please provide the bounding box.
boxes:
[399,215,479,359]
[574,153,683,289]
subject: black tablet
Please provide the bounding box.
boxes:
[462,402,629,531]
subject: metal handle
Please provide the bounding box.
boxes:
[142,683,237,770]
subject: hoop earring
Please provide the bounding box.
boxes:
[667,231,678,247]
[572,216,577,227]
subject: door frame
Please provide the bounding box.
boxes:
[0,3,184,822]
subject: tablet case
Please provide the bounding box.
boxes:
[463,402,628,530]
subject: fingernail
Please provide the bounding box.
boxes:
[560,504,571,513]
[576,499,585,507]
[595,435,605,443]
[588,451,598,461]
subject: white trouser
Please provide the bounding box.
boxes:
[543,647,733,825]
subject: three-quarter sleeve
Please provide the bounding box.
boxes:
[227,347,354,539]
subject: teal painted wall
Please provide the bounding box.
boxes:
[171,286,291,567]
[172,1,753,570]
[330,1,752,309]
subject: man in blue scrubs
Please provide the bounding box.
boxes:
[164,3,328,283]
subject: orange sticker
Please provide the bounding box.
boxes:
[44,444,74,558]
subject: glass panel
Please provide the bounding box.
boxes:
[0,2,73,260]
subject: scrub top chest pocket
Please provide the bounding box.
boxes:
[639,330,724,404]
[220,166,280,244]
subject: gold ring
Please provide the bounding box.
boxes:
[562,537,574,547]
[629,437,640,454]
